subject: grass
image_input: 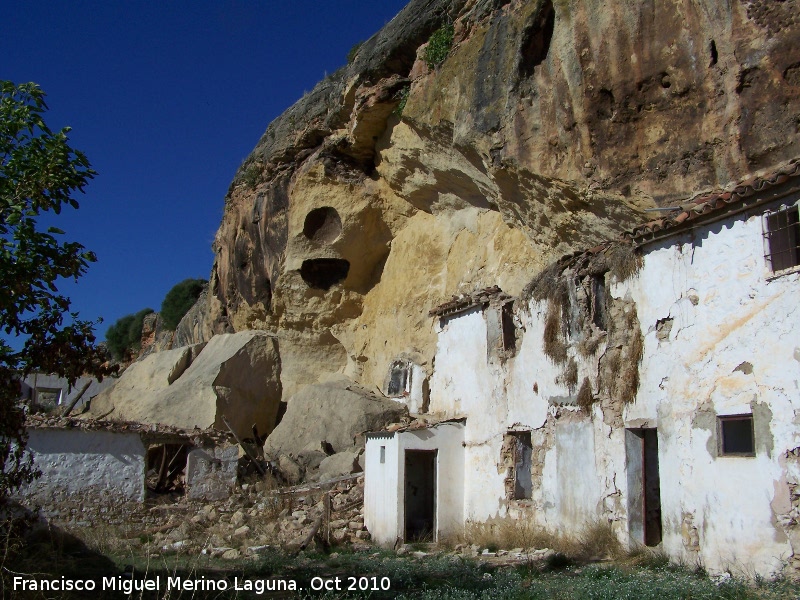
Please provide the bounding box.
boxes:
[543,300,568,364]
[4,515,799,599]
[393,85,410,117]
[576,377,594,412]
[457,519,623,563]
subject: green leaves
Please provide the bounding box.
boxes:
[424,23,455,70]
[0,80,112,503]
[160,278,207,330]
[106,308,155,360]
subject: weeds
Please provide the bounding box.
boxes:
[559,358,578,393]
[393,85,410,117]
[424,23,455,69]
[4,519,800,599]
[240,160,264,190]
[543,300,568,364]
[347,41,363,64]
[576,377,594,412]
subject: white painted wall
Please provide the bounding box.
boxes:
[22,429,146,503]
[365,433,400,546]
[364,422,465,545]
[417,195,800,576]
[618,206,800,575]
[20,373,115,410]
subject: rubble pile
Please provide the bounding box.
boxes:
[42,475,370,559]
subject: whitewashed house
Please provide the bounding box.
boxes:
[17,416,239,517]
[364,158,800,576]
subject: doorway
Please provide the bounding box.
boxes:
[404,450,437,542]
[625,428,662,546]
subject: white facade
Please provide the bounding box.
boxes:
[16,425,238,510]
[365,179,800,575]
[364,421,465,545]
[22,428,147,503]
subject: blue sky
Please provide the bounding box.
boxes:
[3,1,408,340]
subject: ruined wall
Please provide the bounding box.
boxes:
[423,189,800,576]
[20,429,146,506]
[186,444,239,501]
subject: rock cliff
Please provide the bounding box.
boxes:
[185,0,800,402]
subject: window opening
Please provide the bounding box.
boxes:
[504,432,532,500]
[380,446,386,464]
[718,415,755,456]
[764,203,800,272]
[146,444,189,495]
[32,387,62,412]
[501,303,516,351]
[387,360,411,397]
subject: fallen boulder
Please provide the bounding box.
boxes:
[87,331,281,440]
[264,376,406,479]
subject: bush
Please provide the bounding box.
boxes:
[106,308,154,360]
[160,278,206,330]
[394,85,410,117]
[425,23,455,69]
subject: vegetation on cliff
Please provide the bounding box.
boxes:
[105,308,154,360]
[160,278,207,330]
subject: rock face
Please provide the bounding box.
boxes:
[88,332,282,439]
[264,377,407,480]
[139,312,174,357]
[189,0,799,407]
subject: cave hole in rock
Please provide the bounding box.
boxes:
[303,206,342,243]
[518,0,555,79]
[300,258,350,290]
[709,40,718,67]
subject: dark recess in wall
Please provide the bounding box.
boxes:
[518,0,555,79]
[300,259,351,290]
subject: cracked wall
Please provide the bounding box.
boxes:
[425,194,800,577]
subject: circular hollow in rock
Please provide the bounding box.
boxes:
[300,258,350,290]
[303,207,342,243]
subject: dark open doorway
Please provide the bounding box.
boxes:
[625,428,662,546]
[404,450,437,542]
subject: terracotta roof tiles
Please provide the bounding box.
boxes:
[628,158,800,242]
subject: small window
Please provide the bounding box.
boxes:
[387,361,411,397]
[718,415,755,456]
[764,204,800,272]
[380,446,386,464]
[33,387,62,410]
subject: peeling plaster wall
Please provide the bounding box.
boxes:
[429,308,508,521]
[423,196,800,576]
[20,429,146,504]
[620,204,800,576]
